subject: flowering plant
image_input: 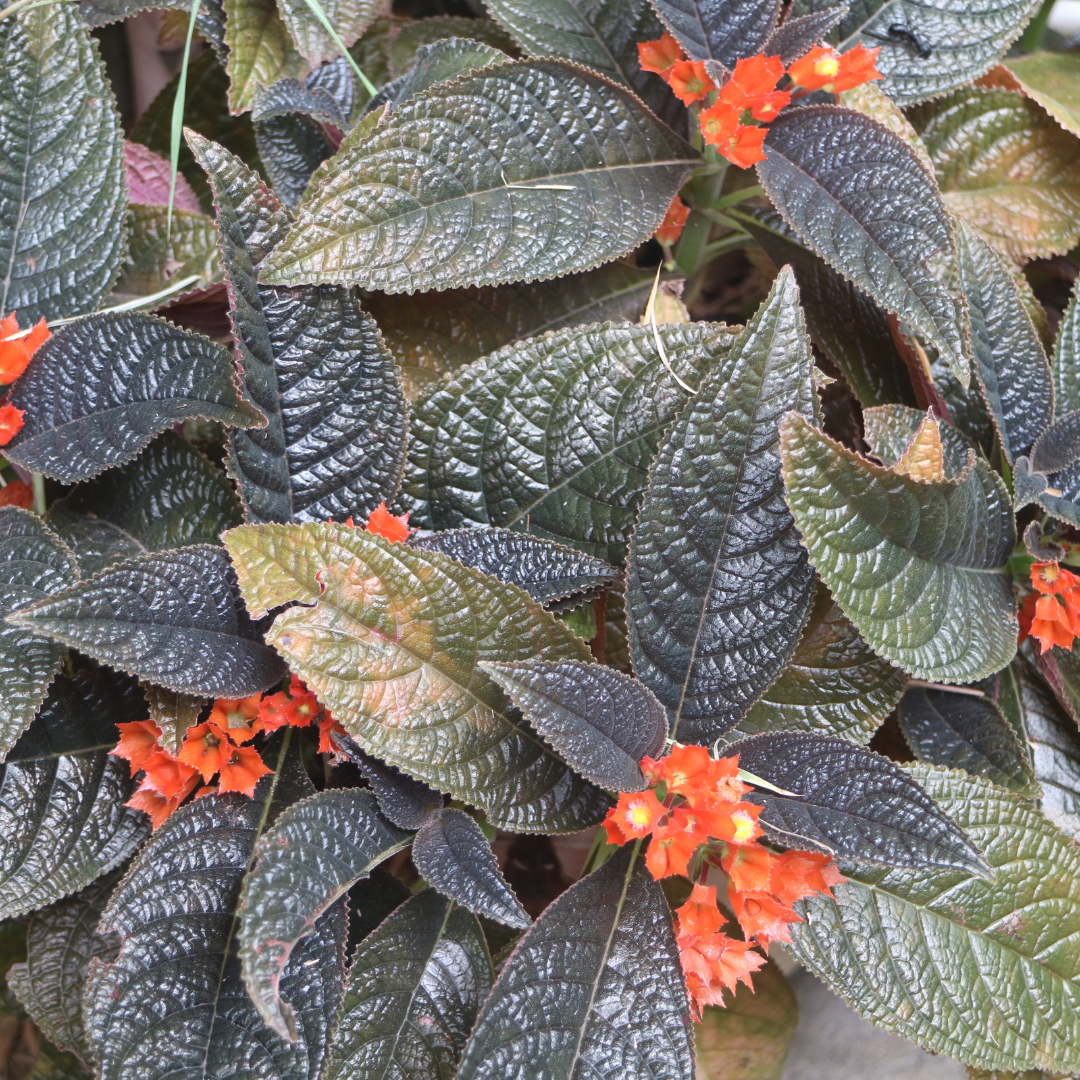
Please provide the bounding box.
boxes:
[0,0,1076,1077]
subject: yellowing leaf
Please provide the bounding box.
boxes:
[894,412,946,481]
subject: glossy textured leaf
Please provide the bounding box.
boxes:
[628,268,817,744]
[224,0,312,113]
[124,140,202,212]
[862,403,974,479]
[734,732,987,874]
[480,0,685,127]
[411,528,618,611]
[909,87,1080,262]
[780,413,1017,683]
[9,545,288,699]
[384,38,511,108]
[412,808,531,928]
[896,686,1037,796]
[0,509,79,759]
[7,872,121,1066]
[790,0,1040,106]
[403,321,738,563]
[759,106,970,385]
[787,765,1080,1074]
[251,75,349,127]
[224,522,610,832]
[364,262,656,400]
[763,7,846,65]
[255,114,333,210]
[85,733,346,1080]
[277,0,381,65]
[4,313,260,484]
[1003,52,1080,138]
[78,0,227,51]
[48,432,244,572]
[956,219,1052,462]
[649,0,778,69]
[735,584,906,745]
[189,134,409,525]
[456,844,693,1080]
[335,737,444,829]
[0,667,148,919]
[323,889,493,1080]
[143,684,207,757]
[481,660,667,791]
[385,16,519,76]
[259,60,701,294]
[114,204,223,298]
[239,788,409,1039]
[730,207,915,410]
[0,2,126,322]
[1052,283,1080,419]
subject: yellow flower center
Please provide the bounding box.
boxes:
[628,801,653,827]
[731,810,755,843]
[814,56,839,77]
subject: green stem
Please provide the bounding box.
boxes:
[0,0,56,22]
[697,232,753,262]
[1019,0,1056,51]
[710,184,765,211]
[673,210,713,274]
[167,0,202,240]
[31,472,45,516]
[299,0,377,97]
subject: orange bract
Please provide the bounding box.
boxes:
[111,720,164,775]
[0,312,50,384]
[218,743,273,798]
[729,889,803,946]
[637,32,683,74]
[0,403,24,447]
[655,196,690,246]
[366,501,411,543]
[1032,594,1075,652]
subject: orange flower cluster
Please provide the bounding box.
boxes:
[111,677,344,828]
[638,34,881,175]
[603,745,843,1017]
[0,312,50,448]
[1019,561,1080,653]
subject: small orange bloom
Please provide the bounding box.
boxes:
[259,675,320,732]
[725,125,768,168]
[1031,593,1075,653]
[638,32,683,75]
[317,714,344,754]
[645,810,703,878]
[676,883,725,936]
[651,743,714,798]
[722,842,774,892]
[140,751,200,800]
[217,742,272,798]
[0,313,50,384]
[729,889,802,947]
[749,90,790,122]
[665,59,713,104]
[207,695,263,744]
[111,720,163,776]
[655,196,690,246]
[699,101,742,147]
[176,721,232,782]
[0,403,24,447]
[717,54,784,110]
[607,789,667,840]
[366,501,410,543]
[831,43,882,92]
[678,931,766,1016]
[1018,589,1038,642]
[0,480,33,508]
[788,45,840,90]
[126,788,181,830]
[769,849,845,907]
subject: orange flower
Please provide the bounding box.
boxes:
[605,789,667,842]
[258,675,320,731]
[648,743,714,798]
[665,59,713,104]
[638,32,683,75]
[1031,593,1075,653]
[217,742,272,798]
[830,43,882,92]
[717,54,784,110]
[676,883,725,936]
[194,784,219,799]
[645,810,703,878]
[724,125,768,168]
[749,90,790,122]
[0,480,32,508]
[366,501,410,543]
[729,889,802,946]
[788,45,840,90]
[678,931,766,1016]
[207,695,263,744]
[699,101,741,147]
[721,842,774,892]
[699,801,763,845]
[0,313,50,384]
[655,196,690,246]
[126,788,181,830]
[140,751,200,800]
[769,849,844,907]
[176,721,233,782]
[111,720,163,776]
[317,714,344,754]
[0,403,24,447]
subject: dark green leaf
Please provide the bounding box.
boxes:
[365,262,657,401]
[786,764,1080,1074]
[4,313,261,484]
[347,867,411,946]
[323,889,492,1080]
[114,204,223,299]
[729,207,915,410]
[225,522,611,832]
[259,60,701,293]
[386,38,510,107]
[42,506,145,581]
[896,686,1038,796]
[1052,285,1080,418]
[780,413,1017,682]
[649,0,778,69]
[734,583,906,744]
[735,731,989,874]
[0,509,79,759]
[276,0,381,65]
[411,528,618,612]
[335,737,444,829]
[0,2,126,322]
[628,268,817,743]
[403,321,739,563]
[77,0,227,51]
[189,133,409,525]
[0,667,148,919]
[412,808,530,929]
[255,115,333,211]
[759,106,970,385]
[862,403,973,478]
[1030,410,1080,474]
[763,7,846,65]
[85,733,345,1080]
[7,871,122,1067]
[480,660,667,791]
[8,545,288,699]
[238,787,409,1039]
[252,77,348,127]
[790,0,1041,106]
[909,87,1080,262]
[1002,51,1080,138]
[1035,642,1080,724]
[385,16,518,76]
[224,0,312,113]
[955,219,1052,462]
[143,684,207,757]
[479,0,686,128]
[457,844,693,1080]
